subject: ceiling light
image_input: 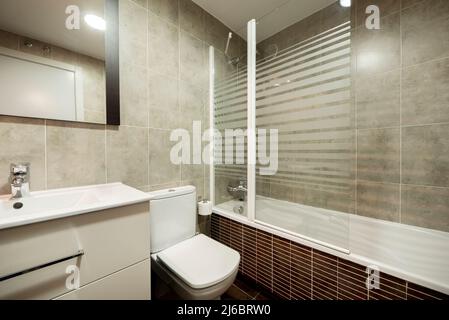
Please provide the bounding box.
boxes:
[339,0,351,7]
[84,14,106,31]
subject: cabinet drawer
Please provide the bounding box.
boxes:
[0,202,150,299]
[0,256,81,300]
[55,259,150,300]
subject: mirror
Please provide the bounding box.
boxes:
[0,0,119,125]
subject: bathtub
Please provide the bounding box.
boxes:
[214,195,449,295]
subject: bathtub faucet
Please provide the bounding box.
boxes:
[227,179,247,201]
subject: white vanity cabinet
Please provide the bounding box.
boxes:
[0,202,151,300]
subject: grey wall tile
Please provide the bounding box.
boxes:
[355,12,400,76]
[148,11,179,78]
[402,0,449,66]
[180,31,206,87]
[148,182,181,191]
[402,0,425,10]
[179,80,204,130]
[106,126,149,188]
[402,185,449,232]
[293,11,322,46]
[402,58,449,126]
[320,188,356,214]
[215,175,235,204]
[119,0,148,68]
[256,179,271,197]
[131,0,148,9]
[148,128,181,185]
[321,1,354,31]
[357,128,400,183]
[120,63,149,127]
[148,0,178,24]
[357,181,400,222]
[148,72,180,130]
[270,182,296,202]
[295,186,321,208]
[0,117,46,194]
[46,122,106,189]
[356,70,400,129]
[182,178,205,199]
[402,124,449,187]
[181,163,205,182]
[179,0,205,40]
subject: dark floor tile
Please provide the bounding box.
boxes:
[234,276,260,299]
[254,290,281,300]
[222,284,253,300]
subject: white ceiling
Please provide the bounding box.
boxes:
[0,0,105,60]
[193,0,337,43]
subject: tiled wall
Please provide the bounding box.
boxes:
[228,0,449,233]
[0,29,106,124]
[211,214,449,300]
[0,0,243,231]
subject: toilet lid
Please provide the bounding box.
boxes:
[156,234,241,289]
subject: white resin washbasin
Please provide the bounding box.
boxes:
[0,183,151,230]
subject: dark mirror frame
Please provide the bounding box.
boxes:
[105,0,120,125]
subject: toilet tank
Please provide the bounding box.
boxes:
[148,186,197,253]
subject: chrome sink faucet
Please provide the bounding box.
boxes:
[10,163,30,199]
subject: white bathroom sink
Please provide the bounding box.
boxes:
[0,183,151,230]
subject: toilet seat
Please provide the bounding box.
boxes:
[154,234,240,289]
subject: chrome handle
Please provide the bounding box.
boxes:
[0,250,84,282]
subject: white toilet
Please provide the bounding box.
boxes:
[148,186,240,300]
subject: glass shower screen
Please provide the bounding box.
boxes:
[252,15,353,252]
[210,30,249,219]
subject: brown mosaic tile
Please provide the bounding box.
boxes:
[230,220,243,273]
[312,250,338,300]
[242,225,257,282]
[256,229,273,292]
[211,214,220,241]
[291,242,312,300]
[273,236,291,299]
[407,282,449,300]
[368,272,406,300]
[337,259,368,300]
[213,214,448,301]
[218,216,231,247]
